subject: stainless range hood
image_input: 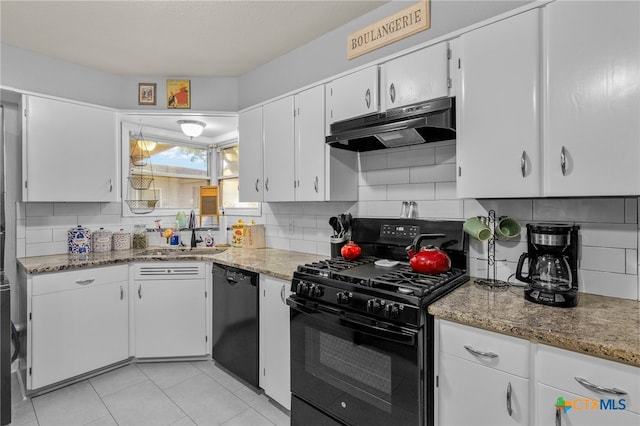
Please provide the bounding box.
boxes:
[326,97,455,152]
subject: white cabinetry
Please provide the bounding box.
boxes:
[242,86,357,203]
[238,107,264,202]
[22,95,118,202]
[380,42,450,110]
[259,275,291,410]
[456,9,541,198]
[263,97,295,202]
[27,265,129,390]
[536,345,639,426]
[438,320,530,426]
[543,1,640,196]
[326,66,379,125]
[133,263,207,358]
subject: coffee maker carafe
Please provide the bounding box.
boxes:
[515,223,580,307]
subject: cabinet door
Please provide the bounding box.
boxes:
[30,282,128,389]
[259,276,291,410]
[134,279,207,358]
[380,42,449,110]
[295,86,325,201]
[439,353,529,426]
[326,66,379,124]
[537,383,639,426]
[23,95,118,202]
[456,9,541,198]
[238,107,264,202]
[543,1,640,196]
[263,97,295,202]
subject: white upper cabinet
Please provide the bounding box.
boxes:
[22,95,118,202]
[326,66,379,125]
[263,96,295,202]
[238,107,264,202]
[543,0,640,196]
[456,9,542,198]
[295,86,325,202]
[380,41,450,110]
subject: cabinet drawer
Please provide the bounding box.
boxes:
[32,265,128,295]
[439,321,530,377]
[537,345,639,414]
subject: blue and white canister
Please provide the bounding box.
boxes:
[68,225,91,254]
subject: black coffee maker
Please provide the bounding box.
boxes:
[515,223,580,307]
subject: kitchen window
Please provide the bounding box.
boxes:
[125,132,211,216]
[217,144,260,216]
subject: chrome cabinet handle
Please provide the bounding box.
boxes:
[138,285,142,299]
[520,151,526,178]
[75,279,95,285]
[109,179,113,192]
[464,345,498,359]
[555,408,561,426]
[255,178,259,192]
[120,285,124,300]
[314,176,319,193]
[574,377,627,395]
[390,83,396,104]
[365,88,371,109]
[560,146,567,176]
[506,382,513,416]
[280,284,286,304]
[265,177,269,192]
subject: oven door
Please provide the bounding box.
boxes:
[288,296,425,426]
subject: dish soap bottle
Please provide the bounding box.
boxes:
[204,231,214,247]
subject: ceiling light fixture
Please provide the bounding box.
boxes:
[178,120,206,139]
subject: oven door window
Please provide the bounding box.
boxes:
[290,301,423,426]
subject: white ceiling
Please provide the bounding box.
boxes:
[1,0,387,143]
[0,0,388,77]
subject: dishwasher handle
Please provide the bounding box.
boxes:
[219,266,257,287]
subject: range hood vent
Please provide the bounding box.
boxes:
[326,97,455,152]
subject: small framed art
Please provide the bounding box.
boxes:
[138,83,156,105]
[167,79,190,109]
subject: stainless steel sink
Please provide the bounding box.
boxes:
[138,247,226,257]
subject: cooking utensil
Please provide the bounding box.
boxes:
[405,234,452,274]
[329,217,339,237]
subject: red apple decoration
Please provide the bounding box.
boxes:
[341,241,362,260]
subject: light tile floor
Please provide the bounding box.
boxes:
[10,360,290,426]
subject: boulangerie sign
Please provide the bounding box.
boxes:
[347,0,430,59]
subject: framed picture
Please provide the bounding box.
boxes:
[138,83,156,105]
[167,79,190,109]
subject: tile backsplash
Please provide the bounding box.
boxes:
[19,141,640,300]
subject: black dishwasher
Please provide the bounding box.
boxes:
[212,263,259,387]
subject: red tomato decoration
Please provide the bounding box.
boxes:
[341,241,362,260]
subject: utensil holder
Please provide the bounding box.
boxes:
[330,237,347,258]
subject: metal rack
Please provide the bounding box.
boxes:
[475,210,509,289]
[125,132,158,214]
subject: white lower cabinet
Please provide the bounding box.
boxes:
[536,345,639,426]
[259,275,291,410]
[133,263,207,358]
[437,320,530,426]
[437,320,640,426]
[28,265,129,390]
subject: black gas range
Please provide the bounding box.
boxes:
[287,218,469,426]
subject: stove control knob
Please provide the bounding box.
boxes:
[310,285,324,298]
[366,298,382,313]
[336,291,352,304]
[296,282,310,295]
[384,303,400,319]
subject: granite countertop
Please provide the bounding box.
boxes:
[429,281,640,368]
[17,247,327,281]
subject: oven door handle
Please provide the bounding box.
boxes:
[287,297,417,346]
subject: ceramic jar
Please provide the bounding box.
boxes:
[68,225,91,254]
[92,228,113,253]
[113,229,131,251]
